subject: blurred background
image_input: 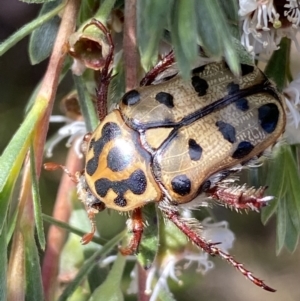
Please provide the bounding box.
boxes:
[1,1,300,300]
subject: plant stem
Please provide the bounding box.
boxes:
[138,264,150,301]
[42,143,82,301]
[123,2,150,300]
[123,0,139,91]
[34,0,81,174]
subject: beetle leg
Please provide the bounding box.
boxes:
[84,19,114,121]
[119,208,144,255]
[44,163,93,243]
[140,50,176,86]
[159,203,276,292]
[81,207,98,245]
[206,185,273,212]
[43,162,79,183]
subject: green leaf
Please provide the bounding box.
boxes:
[171,0,198,79]
[73,75,99,132]
[0,172,15,235]
[137,203,159,269]
[285,198,299,253]
[261,148,286,224]
[70,205,109,293]
[137,0,174,69]
[93,0,118,23]
[264,38,291,92]
[218,0,239,24]
[232,37,253,66]
[195,1,221,57]
[86,261,109,294]
[276,197,287,255]
[0,100,47,233]
[261,195,280,226]
[89,253,126,301]
[0,149,27,235]
[285,146,300,230]
[30,144,46,250]
[42,213,106,245]
[24,233,44,301]
[7,203,18,244]
[195,0,239,75]
[158,210,186,252]
[0,224,7,301]
[0,2,64,56]
[60,233,85,277]
[58,231,125,301]
[78,0,98,23]
[108,59,125,106]
[29,0,62,64]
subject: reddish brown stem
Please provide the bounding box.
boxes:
[123,0,138,90]
[160,206,276,292]
[122,3,149,300]
[138,264,150,301]
[34,0,81,174]
[42,145,83,301]
[8,0,80,300]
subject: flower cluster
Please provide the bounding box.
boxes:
[238,1,300,143]
[284,73,300,143]
[127,218,235,301]
[239,0,300,56]
[46,115,86,158]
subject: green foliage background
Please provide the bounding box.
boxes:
[1,0,300,301]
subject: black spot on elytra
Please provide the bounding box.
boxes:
[192,65,206,75]
[94,178,111,197]
[188,138,202,161]
[94,169,147,207]
[86,122,122,176]
[114,195,127,207]
[171,175,191,196]
[155,92,174,108]
[107,146,132,172]
[216,121,236,143]
[122,89,140,106]
[191,75,209,96]
[227,82,240,95]
[128,169,147,195]
[232,141,254,159]
[88,138,95,151]
[241,64,255,76]
[258,103,279,133]
[235,98,249,111]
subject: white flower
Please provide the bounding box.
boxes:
[284,73,300,143]
[239,0,300,56]
[284,0,300,28]
[46,115,86,158]
[126,218,235,301]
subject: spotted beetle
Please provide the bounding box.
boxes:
[45,20,285,292]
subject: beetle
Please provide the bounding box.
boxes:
[45,20,285,292]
